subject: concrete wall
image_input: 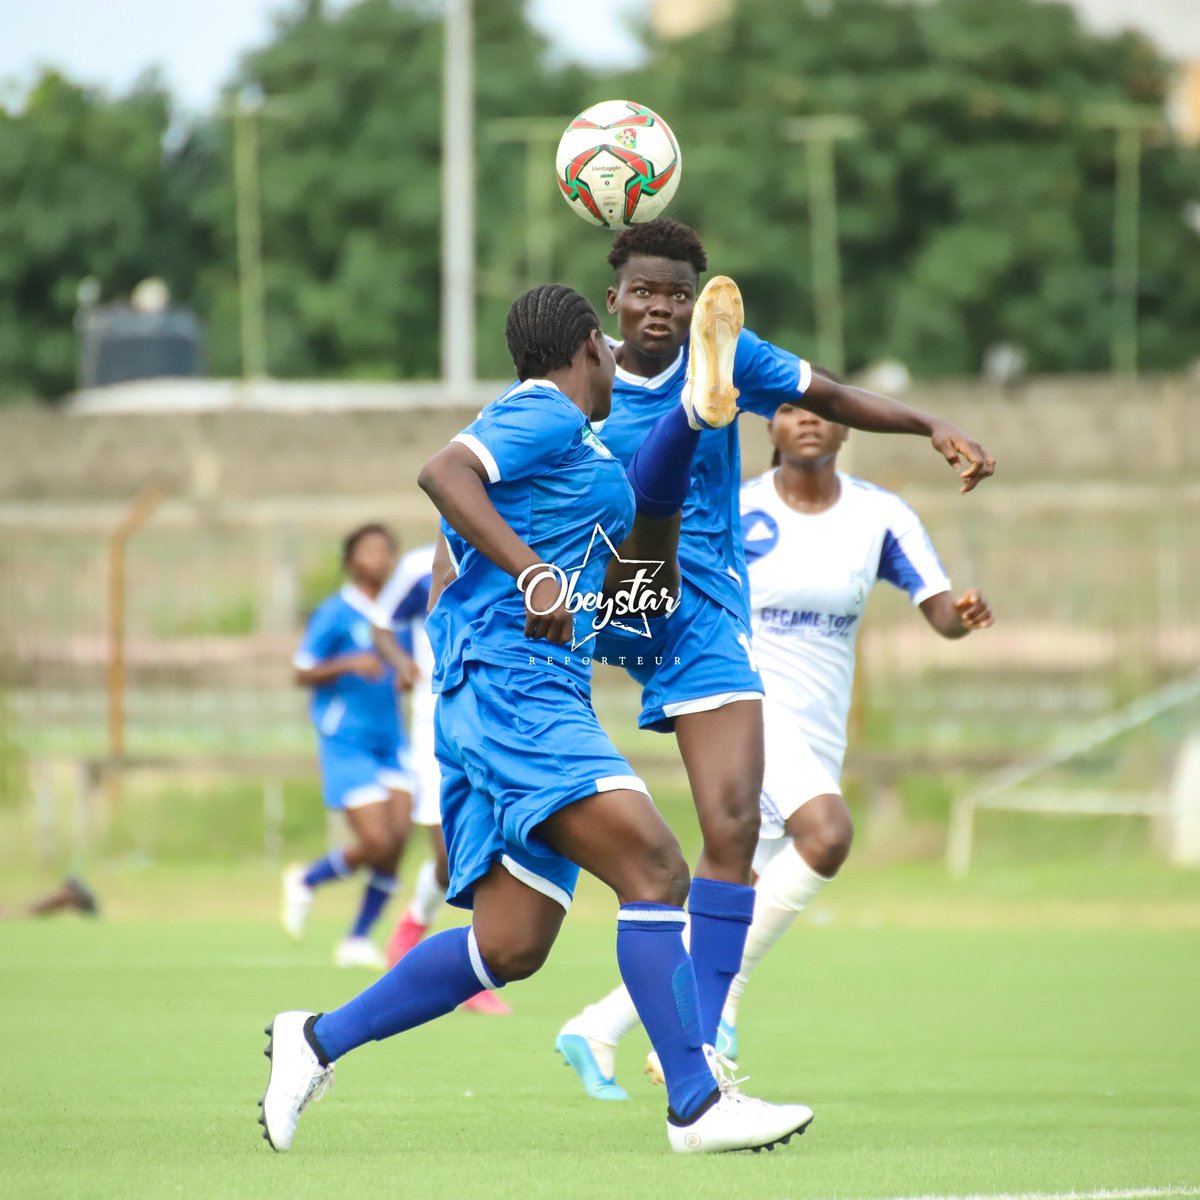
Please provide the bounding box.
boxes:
[1,375,1196,506]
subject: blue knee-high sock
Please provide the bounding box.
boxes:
[311,926,501,1062]
[687,878,755,1046]
[627,404,702,518]
[350,871,396,938]
[616,903,718,1121]
[303,848,352,888]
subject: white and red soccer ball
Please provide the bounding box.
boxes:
[555,100,682,228]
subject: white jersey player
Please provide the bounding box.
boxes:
[557,393,993,1093]
[718,398,993,1059]
[371,542,511,1014]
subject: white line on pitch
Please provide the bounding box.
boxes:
[856,1189,1200,1200]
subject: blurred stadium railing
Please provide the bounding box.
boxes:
[1,483,1197,866]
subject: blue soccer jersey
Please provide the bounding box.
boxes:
[293,585,403,751]
[426,379,636,694]
[592,329,812,624]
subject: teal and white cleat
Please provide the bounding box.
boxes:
[555,1027,628,1101]
[715,1019,739,1064]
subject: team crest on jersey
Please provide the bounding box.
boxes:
[517,523,678,651]
[581,426,614,459]
[849,569,870,607]
[614,128,637,150]
[741,510,780,563]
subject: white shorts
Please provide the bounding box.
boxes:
[758,697,843,841]
[410,716,442,827]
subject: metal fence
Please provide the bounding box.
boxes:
[1,483,1197,857]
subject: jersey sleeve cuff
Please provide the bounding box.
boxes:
[453,433,502,483]
[292,651,317,669]
[911,582,951,607]
[796,359,813,395]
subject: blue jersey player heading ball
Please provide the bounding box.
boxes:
[258,283,815,1156]
[558,219,995,1098]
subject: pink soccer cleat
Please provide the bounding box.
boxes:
[461,990,513,1016]
[385,912,429,968]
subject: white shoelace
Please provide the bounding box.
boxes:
[709,1050,750,1097]
[300,1065,334,1112]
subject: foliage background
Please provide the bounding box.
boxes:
[1,0,1198,400]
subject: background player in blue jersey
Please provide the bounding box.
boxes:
[258,284,813,1156]
[282,523,420,971]
[559,219,996,1099]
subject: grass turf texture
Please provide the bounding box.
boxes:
[3,865,1199,1200]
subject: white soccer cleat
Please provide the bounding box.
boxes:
[280,864,313,941]
[333,936,387,970]
[680,275,744,430]
[666,1089,813,1154]
[258,1011,334,1152]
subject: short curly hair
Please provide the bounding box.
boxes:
[608,219,707,277]
[342,522,396,567]
[505,284,601,381]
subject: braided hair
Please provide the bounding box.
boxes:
[608,218,708,277]
[770,367,843,467]
[505,284,602,380]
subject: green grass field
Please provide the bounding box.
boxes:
[3,860,1200,1200]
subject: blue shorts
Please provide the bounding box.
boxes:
[317,737,413,811]
[435,661,648,911]
[592,582,763,732]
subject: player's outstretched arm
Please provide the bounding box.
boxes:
[294,654,386,687]
[369,626,420,692]
[418,443,572,645]
[803,374,996,494]
[919,589,994,639]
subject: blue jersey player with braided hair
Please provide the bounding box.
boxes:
[258,282,816,1156]
[557,218,996,1099]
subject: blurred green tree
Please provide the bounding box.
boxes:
[614,0,1200,375]
[183,0,594,381]
[2,0,1197,397]
[0,70,192,401]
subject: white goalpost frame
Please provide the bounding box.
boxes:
[946,673,1200,876]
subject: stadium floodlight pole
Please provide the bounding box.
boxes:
[781,116,864,377]
[222,88,287,383]
[233,90,267,381]
[441,0,476,395]
[488,118,567,288]
[1086,104,1162,379]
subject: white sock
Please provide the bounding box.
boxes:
[407,859,446,927]
[722,845,832,1027]
[561,985,641,1080]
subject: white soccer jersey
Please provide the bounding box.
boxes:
[740,470,951,775]
[372,543,440,823]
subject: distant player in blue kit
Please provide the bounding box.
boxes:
[558,219,996,1098]
[258,284,815,1155]
[282,523,420,971]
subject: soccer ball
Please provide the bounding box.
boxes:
[555,100,682,228]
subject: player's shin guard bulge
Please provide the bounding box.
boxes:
[682,276,744,430]
[614,904,718,1121]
